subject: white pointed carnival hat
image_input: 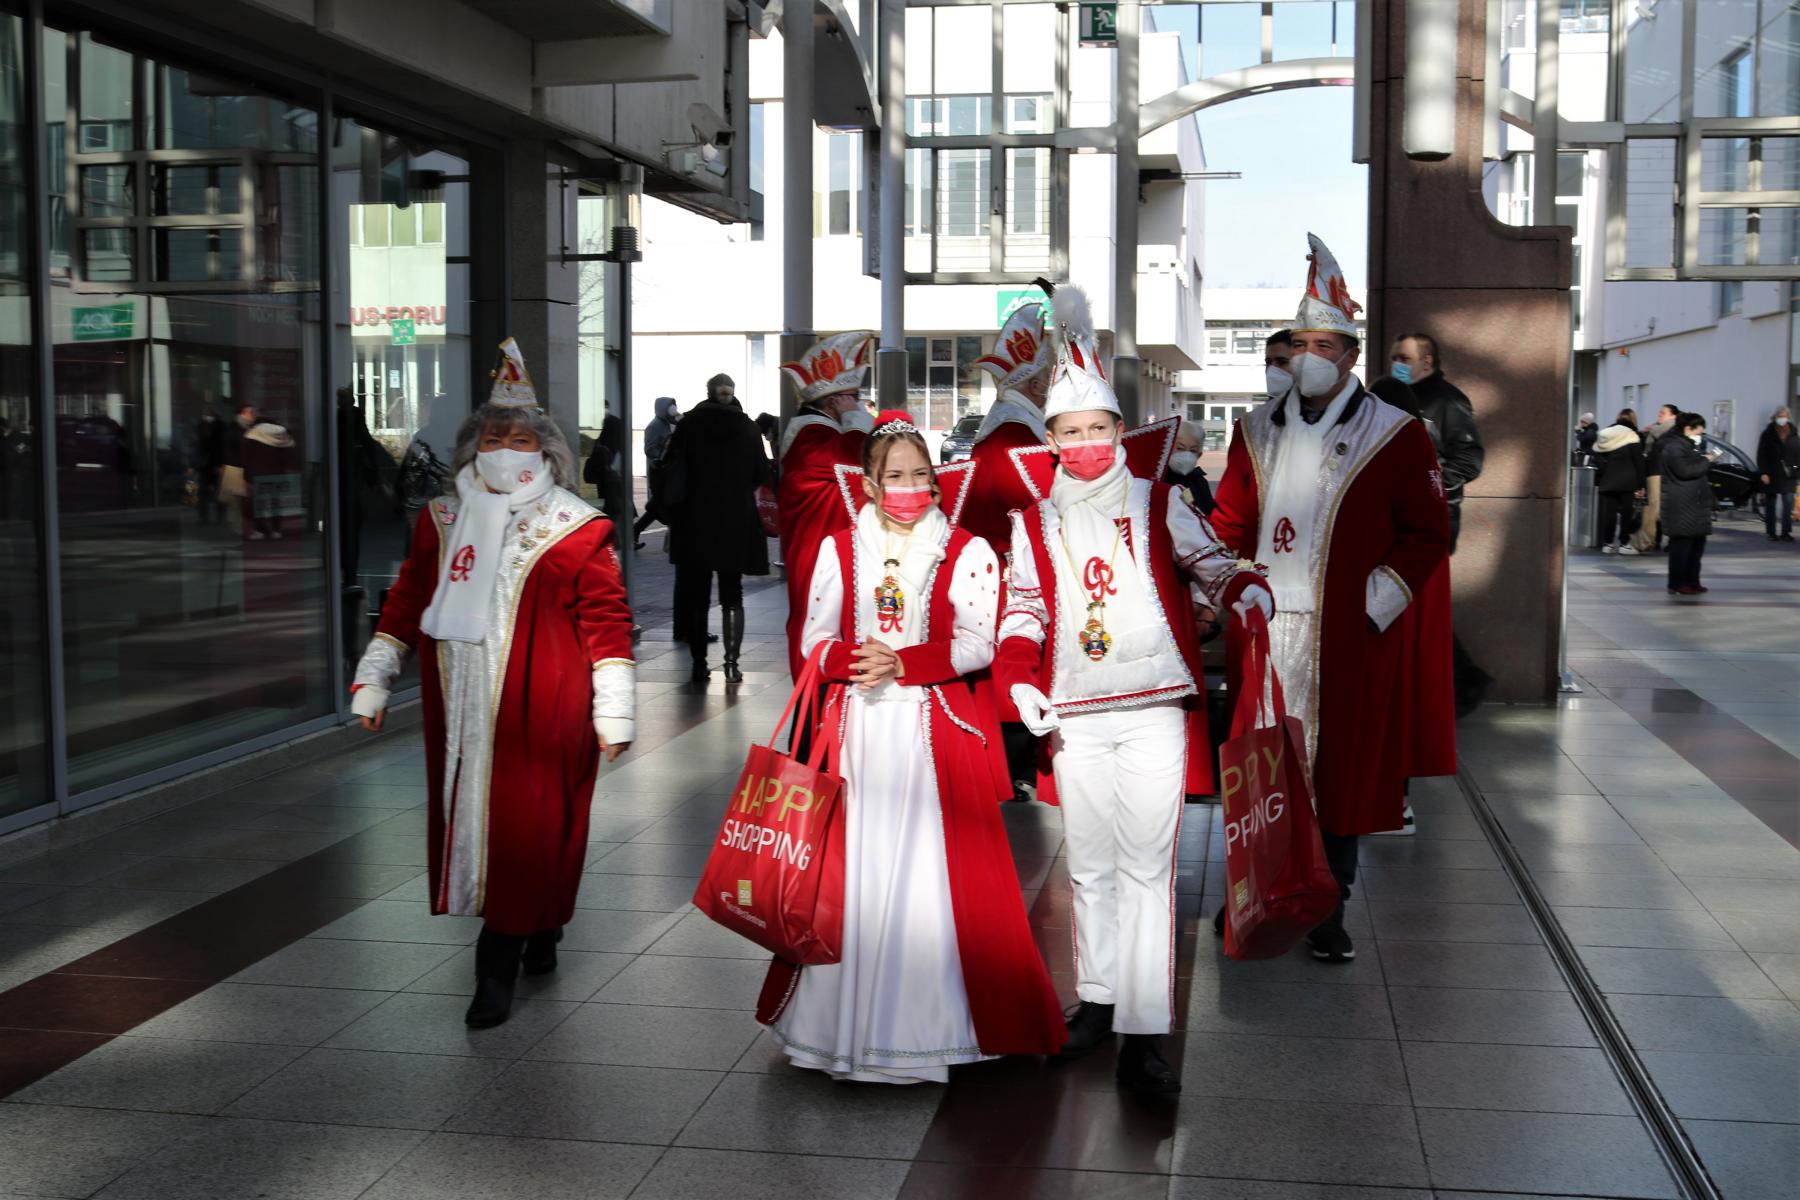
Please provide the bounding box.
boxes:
[1292,232,1362,339]
[780,330,873,407]
[1042,285,1121,422]
[976,301,1053,394]
[489,337,538,407]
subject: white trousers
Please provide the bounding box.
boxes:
[1050,701,1186,1035]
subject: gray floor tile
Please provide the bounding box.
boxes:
[0,882,63,915]
[1368,901,1541,944]
[645,911,774,959]
[1709,906,1800,954]
[1681,875,1800,914]
[359,1132,661,1200]
[1750,951,1800,1003]
[1656,845,1800,880]
[1581,945,1788,999]
[574,872,700,912]
[1375,941,1567,991]
[525,1002,762,1070]
[1354,867,1519,904]
[633,1147,910,1200]
[308,900,483,945]
[1608,993,1800,1055]
[1682,1119,1800,1200]
[229,938,459,991]
[1551,905,1738,951]
[1169,1098,1428,1187]
[1527,869,1702,910]
[593,954,770,1008]
[403,947,632,1002]
[1637,1050,1800,1123]
[11,1036,302,1116]
[1358,838,1500,870]
[0,887,205,934]
[132,983,389,1046]
[324,992,577,1058]
[1178,1032,1409,1105]
[1416,1107,1678,1197]
[676,1072,940,1160]
[1401,1042,1633,1115]
[585,840,714,877]
[1486,795,1646,845]
[0,848,153,886]
[376,874,432,903]
[1185,977,1395,1041]
[1387,986,1596,1047]
[628,815,730,845]
[1168,1184,1430,1200]
[0,1104,202,1197]
[92,857,287,894]
[89,1116,425,1200]
[223,1047,506,1130]
[559,906,684,954]
[445,1059,720,1144]
[239,804,399,834]
[1514,842,1670,877]
[1192,935,1387,986]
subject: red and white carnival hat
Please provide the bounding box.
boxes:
[1292,233,1362,339]
[976,301,1053,394]
[489,338,538,407]
[780,330,873,407]
[1042,285,1121,422]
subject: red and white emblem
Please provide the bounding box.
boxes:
[518,469,534,485]
[449,545,476,582]
[1272,517,1298,554]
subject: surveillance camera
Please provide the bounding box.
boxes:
[710,128,734,150]
[686,101,733,149]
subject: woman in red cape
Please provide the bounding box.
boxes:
[756,412,1064,1081]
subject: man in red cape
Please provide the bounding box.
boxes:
[776,331,875,678]
[1208,235,1454,965]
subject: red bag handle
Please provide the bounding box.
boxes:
[771,642,844,775]
[1230,606,1288,737]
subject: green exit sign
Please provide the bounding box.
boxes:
[390,318,416,346]
[1080,2,1118,45]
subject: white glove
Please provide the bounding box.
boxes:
[350,686,389,720]
[1232,584,1274,625]
[1010,684,1060,737]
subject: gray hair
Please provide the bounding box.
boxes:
[448,403,580,492]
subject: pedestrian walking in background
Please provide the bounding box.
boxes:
[1631,403,1681,551]
[1661,412,1716,595]
[350,340,635,1029]
[663,374,772,683]
[1574,412,1598,461]
[1164,418,1215,515]
[1592,420,1646,555]
[633,396,679,540]
[1756,407,1797,543]
[583,413,640,549]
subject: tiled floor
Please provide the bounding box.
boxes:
[0,526,1792,1198]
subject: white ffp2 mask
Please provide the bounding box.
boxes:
[476,448,545,493]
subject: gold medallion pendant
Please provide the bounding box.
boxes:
[874,559,905,634]
[1078,601,1112,662]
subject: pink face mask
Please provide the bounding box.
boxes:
[879,484,936,523]
[1056,437,1118,481]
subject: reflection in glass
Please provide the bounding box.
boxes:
[45,25,329,792]
[1622,0,1685,123]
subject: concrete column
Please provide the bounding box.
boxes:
[1365,0,1571,704]
[1110,2,1141,426]
[780,1,815,423]
[876,0,907,411]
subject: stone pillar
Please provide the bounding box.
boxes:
[1365,0,1571,704]
[876,0,907,412]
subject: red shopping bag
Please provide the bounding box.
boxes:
[693,645,845,964]
[1220,608,1340,960]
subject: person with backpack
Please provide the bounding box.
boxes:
[1591,419,1646,554]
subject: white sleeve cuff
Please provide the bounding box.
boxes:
[591,659,636,745]
[1366,567,1412,633]
[595,717,635,747]
[351,686,390,719]
[352,634,407,693]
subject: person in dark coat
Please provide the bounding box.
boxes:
[1661,412,1716,595]
[1755,407,1797,542]
[663,378,772,683]
[1162,418,1214,515]
[1631,404,1681,551]
[1574,413,1598,462]
[633,396,679,539]
[1592,420,1647,554]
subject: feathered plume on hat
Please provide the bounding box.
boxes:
[781,331,873,407]
[489,338,538,407]
[1293,233,1362,339]
[976,301,1053,394]
[1042,283,1121,421]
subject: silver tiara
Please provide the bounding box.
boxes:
[873,418,919,436]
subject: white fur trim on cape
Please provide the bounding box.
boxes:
[974,393,1048,445]
[779,412,845,461]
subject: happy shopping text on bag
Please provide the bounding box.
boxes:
[719,770,822,870]
[1220,741,1288,852]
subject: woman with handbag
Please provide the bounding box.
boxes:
[757,411,1065,1083]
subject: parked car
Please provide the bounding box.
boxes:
[1701,434,1758,509]
[939,411,983,464]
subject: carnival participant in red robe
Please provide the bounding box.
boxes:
[777,331,875,678]
[994,287,1271,1097]
[1208,235,1453,966]
[351,340,635,1030]
[756,413,1065,1080]
[964,299,1054,558]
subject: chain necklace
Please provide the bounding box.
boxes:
[1057,494,1128,662]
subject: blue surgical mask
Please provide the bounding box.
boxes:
[1391,362,1413,385]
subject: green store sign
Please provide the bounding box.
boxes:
[72,303,135,341]
[996,286,1049,327]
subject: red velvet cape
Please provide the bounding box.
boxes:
[756,527,1066,1058]
[778,418,867,678]
[964,420,1045,559]
[1209,402,1454,836]
[375,503,635,935]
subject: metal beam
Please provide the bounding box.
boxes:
[1139,57,1355,138]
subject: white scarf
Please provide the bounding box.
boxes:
[851,501,947,702]
[974,391,1047,444]
[420,463,556,643]
[1048,455,1158,663]
[1257,379,1356,613]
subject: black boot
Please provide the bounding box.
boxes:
[1056,1001,1116,1059]
[689,639,710,684]
[1306,911,1356,963]
[1117,1034,1181,1096]
[466,927,524,1028]
[522,927,562,977]
[721,606,745,684]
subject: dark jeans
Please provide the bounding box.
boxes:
[1765,486,1796,538]
[1667,535,1707,591]
[674,562,742,647]
[1319,831,1359,922]
[1597,491,1636,547]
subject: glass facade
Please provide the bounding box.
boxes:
[0,5,530,832]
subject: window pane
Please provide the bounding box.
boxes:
[934,6,992,97]
[1761,208,1798,267]
[77,33,135,152]
[361,204,389,247]
[1700,137,1752,193]
[935,149,990,271]
[1623,139,1677,269]
[421,202,444,244]
[1698,208,1750,266]
[82,227,133,280]
[391,202,417,247]
[80,164,132,217]
[1004,147,1050,273]
[904,149,932,273]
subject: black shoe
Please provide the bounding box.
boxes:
[466,927,524,1028]
[465,976,515,1028]
[1212,907,1225,938]
[1117,1034,1181,1096]
[1056,1001,1116,1059]
[1306,914,1356,963]
[522,927,562,977]
[721,605,745,684]
[1782,534,1796,543]
[689,663,710,683]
